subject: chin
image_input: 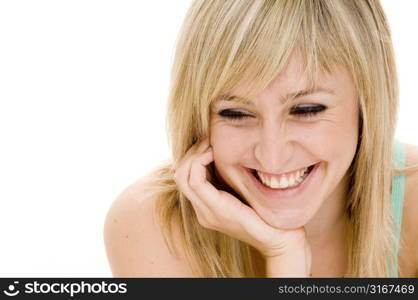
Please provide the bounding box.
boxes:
[256,207,311,229]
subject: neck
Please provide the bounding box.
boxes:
[304,176,351,277]
[305,174,350,248]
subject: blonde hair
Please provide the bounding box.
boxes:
[142,0,418,277]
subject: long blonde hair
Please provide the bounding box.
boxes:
[143,0,418,277]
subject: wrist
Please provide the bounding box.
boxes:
[265,246,311,278]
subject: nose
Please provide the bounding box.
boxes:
[254,121,292,172]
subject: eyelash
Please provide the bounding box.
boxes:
[218,105,327,122]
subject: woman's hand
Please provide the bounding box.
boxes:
[174,137,311,276]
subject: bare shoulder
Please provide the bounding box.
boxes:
[399,143,418,277]
[103,178,196,277]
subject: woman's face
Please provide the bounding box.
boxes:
[209,54,359,229]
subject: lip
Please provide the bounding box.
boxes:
[244,162,321,200]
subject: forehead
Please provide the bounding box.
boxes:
[215,55,354,105]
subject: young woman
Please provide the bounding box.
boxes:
[104,0,418,277]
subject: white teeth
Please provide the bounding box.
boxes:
[279,176,288,188]
[289,174,295,185]
[270,177,279,188]
[256,166,311,189]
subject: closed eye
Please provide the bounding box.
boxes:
[218,105,327,122]
[217,109,252,121]
[290,104,327,118]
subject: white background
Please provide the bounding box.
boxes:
[0,1,416,277]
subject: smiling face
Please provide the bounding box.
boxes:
[209,54,360,229]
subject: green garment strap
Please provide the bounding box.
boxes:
[390,140,406,277]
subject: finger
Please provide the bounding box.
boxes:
[194,137,210,154]
[175,150,213,211]
[177,137,210,182]
[174,137,210,170]
[178,148,219,222]
[187,198,213,229]
[189,147,215,187]
[188,148,267,225]
[174,138,213,214]
[188,147,223,207]
[198,137,209,152]
[189,137,210,154]
[177,171,212,212]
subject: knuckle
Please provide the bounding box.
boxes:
[196,217,207,228]
[196,214,211,229]
[188,171,199,188]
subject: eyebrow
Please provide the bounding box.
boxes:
[216,87,335,105]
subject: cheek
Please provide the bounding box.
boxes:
[210,125,253,163]
[316,112,359,168]
[291,114,359,166]
[333,107,360,155]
